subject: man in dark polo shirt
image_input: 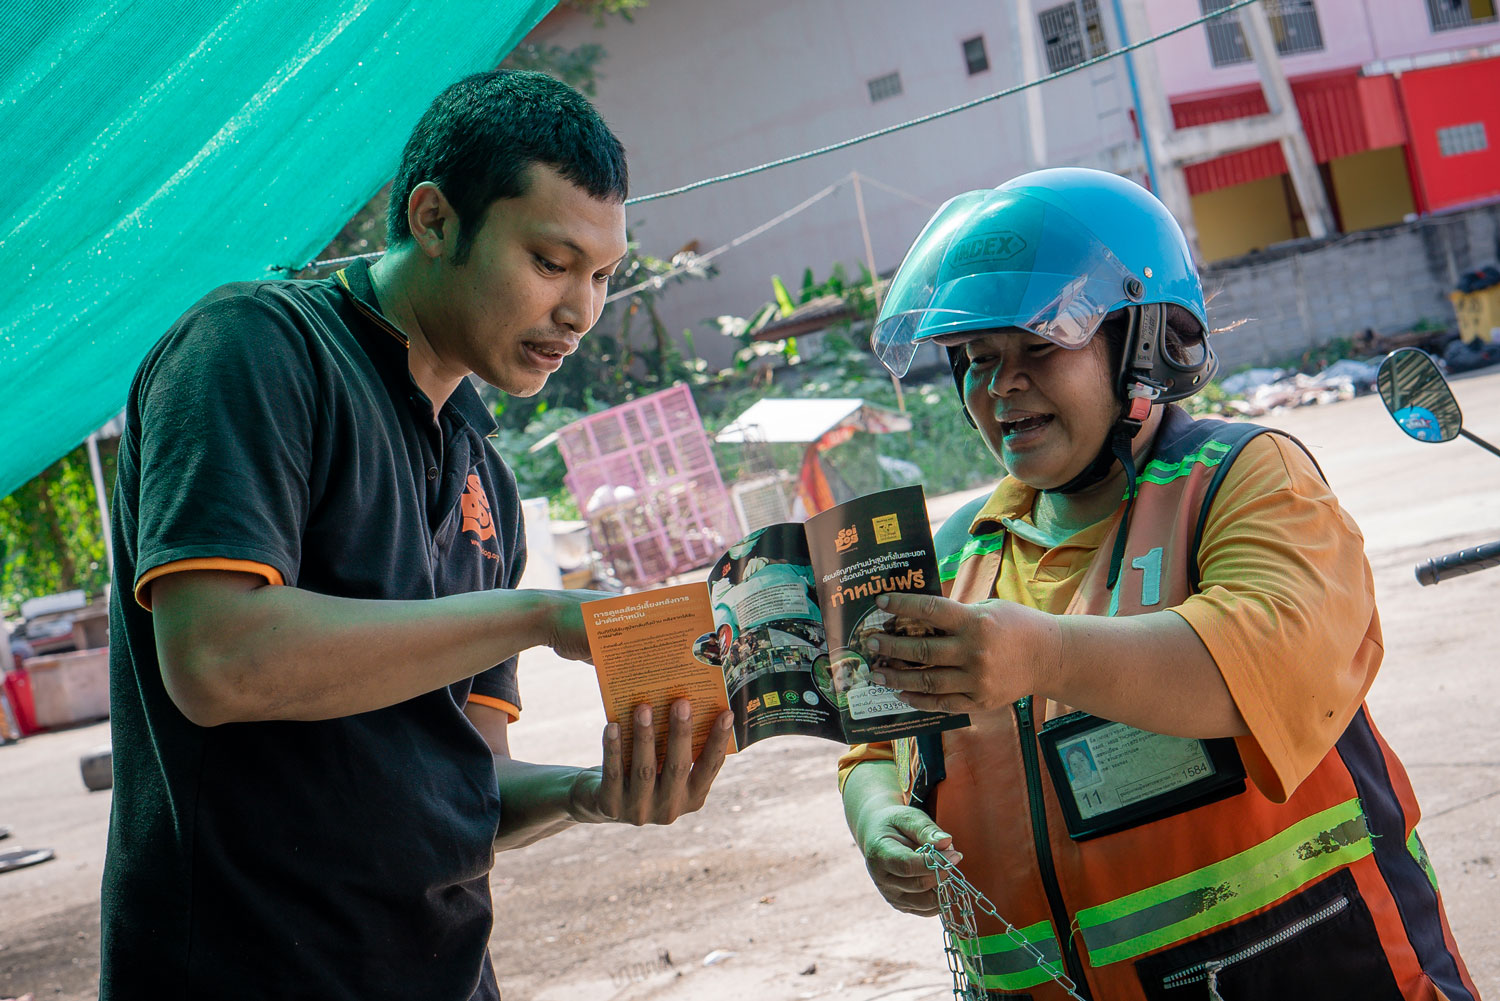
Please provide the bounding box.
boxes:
[100,71,734,1001]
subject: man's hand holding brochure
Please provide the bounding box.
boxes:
[582,486,970,768]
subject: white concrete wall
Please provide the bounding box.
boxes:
[1143,0,1500,97]
[532,0,1140,369]
[534,1,1500,369]
[518,496,564,590]
[1205,202,1500,369]
[1363,0,1500,62]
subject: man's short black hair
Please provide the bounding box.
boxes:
[387,70,628,264]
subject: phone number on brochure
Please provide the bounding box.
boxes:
[849,686,910,720]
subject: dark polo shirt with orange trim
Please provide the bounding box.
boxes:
[102,260,523,1001]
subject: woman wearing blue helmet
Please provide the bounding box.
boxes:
[839,169,1476,1000]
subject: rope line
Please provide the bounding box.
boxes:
[289,252,375,271]
[280,0,1260,272]
[603,177,847,303]
[855,172,939,211]
[621,0,1261,205]
[281,171,865,299]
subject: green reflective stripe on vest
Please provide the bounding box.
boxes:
[1408,829,1438,892]
[1133,439,1234,492]
[939,436,1231,579]
[1077,798,1372,966]
[939,532,1005,582]
[952,920,1065,991]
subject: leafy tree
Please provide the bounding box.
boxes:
[2,10,648,615]
[299,1,638,274]
[0,440,116,615]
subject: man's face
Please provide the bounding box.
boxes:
[429,164,628,397]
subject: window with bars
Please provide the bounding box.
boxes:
[1037,0,1109,74]
[963,35,990,75]
[867,71,903,103]
[1201,0,1325,67]
[1437,122,1489,156]
[1426,0,1498,31]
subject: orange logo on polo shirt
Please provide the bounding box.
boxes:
[461,474,496,542]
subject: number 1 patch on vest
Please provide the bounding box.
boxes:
[1039,712,1246,840]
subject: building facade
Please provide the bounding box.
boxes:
[1145,0,1500,261]
[529,0,1500,364]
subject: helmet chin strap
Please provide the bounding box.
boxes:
[1042,391,1151,496]
[1044,389,1155,591]
[1042,302,1168,589]
[953,304,1163,586]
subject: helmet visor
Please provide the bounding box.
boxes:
[872,189,1136,377]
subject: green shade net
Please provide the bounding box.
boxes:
[0,0,556,499]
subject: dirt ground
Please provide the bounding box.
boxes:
[3,369,1499,1001]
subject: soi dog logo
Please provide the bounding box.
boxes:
[461,473,496,542]
[834,526,859,553]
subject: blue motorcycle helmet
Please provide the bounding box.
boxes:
[872,169,1217,584]
[872,168,1217,480]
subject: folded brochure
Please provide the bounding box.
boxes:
[583,485,970,766]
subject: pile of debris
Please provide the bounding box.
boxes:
[1218,358,1383,416]
[1216,328,1500,417]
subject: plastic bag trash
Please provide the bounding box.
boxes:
[1230,372,1357,416]
[1312,358,1381,392]
[1456,265,1500,293]
[1220,367,1285,396]
[703,950,737,967]
[1444,336,1500,374]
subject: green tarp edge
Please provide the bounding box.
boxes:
[0,0,558,499]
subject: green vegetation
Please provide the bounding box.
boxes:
[2,13,645,615]
[1,440,116,616]
[0,2,993,613]
[499,265,997,522]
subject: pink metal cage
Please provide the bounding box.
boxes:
[556,385,738,588]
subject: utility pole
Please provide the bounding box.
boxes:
[852,172,905,412]
[1240,1,1336,237]
[1114,0,1201,254]
[86,432,114,577]
[1013,0,1049,170]
[1110,0,1160,194]
[1114,0,1335,257]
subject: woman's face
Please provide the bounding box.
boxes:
[961,329,1120,490]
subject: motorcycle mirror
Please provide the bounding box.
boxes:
[1377,348,1462,444]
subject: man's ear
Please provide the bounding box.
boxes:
[406,181,456,260]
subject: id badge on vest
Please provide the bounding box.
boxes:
[1038,712,1245,840]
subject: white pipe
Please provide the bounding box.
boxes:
[86,433,114,577]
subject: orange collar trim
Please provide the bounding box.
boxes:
[335,268,410,349]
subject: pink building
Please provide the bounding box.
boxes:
[528,0,1500,356]
[1142,0,1500,259]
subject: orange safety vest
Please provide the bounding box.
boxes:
[901,406,1477,1001]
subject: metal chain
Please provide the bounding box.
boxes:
[918,844,1086,1001]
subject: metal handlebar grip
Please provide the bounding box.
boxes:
[1415,540,1500,586]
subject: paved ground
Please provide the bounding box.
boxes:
[3,370,1498,1001]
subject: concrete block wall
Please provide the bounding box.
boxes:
[1203,203,1500,371]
